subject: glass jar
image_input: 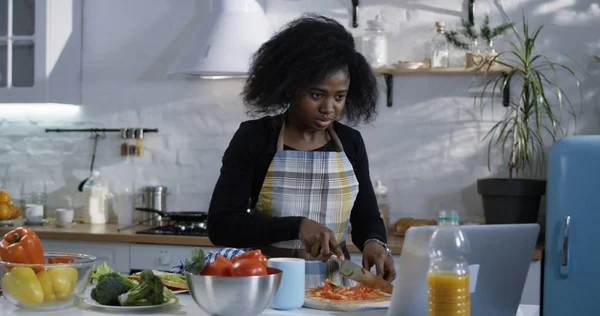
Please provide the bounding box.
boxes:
[431,21,449,68]
[362,15,388,68]
[482,40,496,54]
[470,38,481,54]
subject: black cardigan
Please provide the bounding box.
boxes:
[207,115,387,252]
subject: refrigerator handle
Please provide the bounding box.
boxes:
[560,215,571,277]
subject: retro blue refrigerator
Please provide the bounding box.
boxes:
[543,135,600,316]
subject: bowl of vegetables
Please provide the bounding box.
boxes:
[184,249,283,316]
[0,227,97,311]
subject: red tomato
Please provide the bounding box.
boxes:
[230,258,267,277]
[215,255,232,265]
[201,255,233,276]
[231,250,268,268]
[48,256,75,264]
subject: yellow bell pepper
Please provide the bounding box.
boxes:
[37,267,79,301]
[2,266,44,306]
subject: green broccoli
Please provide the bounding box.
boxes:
[91,262,137,289]
[90,272,130,306]
[118,269,165,306]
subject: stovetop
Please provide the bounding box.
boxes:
[136,221,208,236]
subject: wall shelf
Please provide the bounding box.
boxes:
[373,66,511,76]
[373,66,511,107]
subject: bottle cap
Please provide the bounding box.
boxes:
[134,128,144,139]
[437,210,460,221]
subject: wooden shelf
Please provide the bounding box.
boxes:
[373,66,511,75]
[373,66,512,108]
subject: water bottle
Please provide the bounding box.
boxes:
[427,210,471,316]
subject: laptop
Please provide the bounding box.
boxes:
[387,223,539,316]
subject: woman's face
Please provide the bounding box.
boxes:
[289,69,350,131]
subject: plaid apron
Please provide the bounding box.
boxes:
[256,121,359,288]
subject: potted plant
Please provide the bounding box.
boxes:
[475,14,581,224]
[445,15,512,68]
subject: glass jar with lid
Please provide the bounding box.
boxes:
[362,15,388,68]
[431,21,450,68]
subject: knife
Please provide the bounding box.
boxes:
[332,254,394,294]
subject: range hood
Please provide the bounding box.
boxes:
[169,0,272,79]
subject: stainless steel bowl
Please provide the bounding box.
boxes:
[185,268,283,316]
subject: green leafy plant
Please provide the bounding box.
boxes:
[478,13,581,178]
[446,15,513,50]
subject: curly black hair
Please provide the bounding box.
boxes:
[241,14,379,126]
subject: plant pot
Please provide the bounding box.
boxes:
[466,52,499,69]
[477,178,546,224]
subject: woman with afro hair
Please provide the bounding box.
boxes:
[208,14,395,287]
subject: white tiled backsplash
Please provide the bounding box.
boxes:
[0,0,598,226]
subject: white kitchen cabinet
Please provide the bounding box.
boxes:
[42,239,131,273]
[130,244,219,271]
[0,0,82,104]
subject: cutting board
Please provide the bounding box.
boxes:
[303,296,391,312]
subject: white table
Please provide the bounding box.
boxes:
[1,294,539,316]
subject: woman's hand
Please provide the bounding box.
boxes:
[362,241,396,282]
[298,218,345,261]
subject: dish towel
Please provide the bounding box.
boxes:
[170,247,250,274]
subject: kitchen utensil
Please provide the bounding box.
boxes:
[0,252,97,311]
[268,258,305,310]
[333,254,393,294]
[77,133,101,192]
[139,186,169,210]
[138,186,169,226]
[117,215,160,232]
[135,208,207,222]
[351,0,359,28]
[184,268,282,316]
[134,223,208,236]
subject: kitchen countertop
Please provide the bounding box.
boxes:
[0,224,543,259]
[1,292,540,316]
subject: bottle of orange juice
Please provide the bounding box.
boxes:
[427,210,471,316]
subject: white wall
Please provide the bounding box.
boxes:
[1,0,599,223]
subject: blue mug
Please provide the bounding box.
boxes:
[268,258,305,310]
